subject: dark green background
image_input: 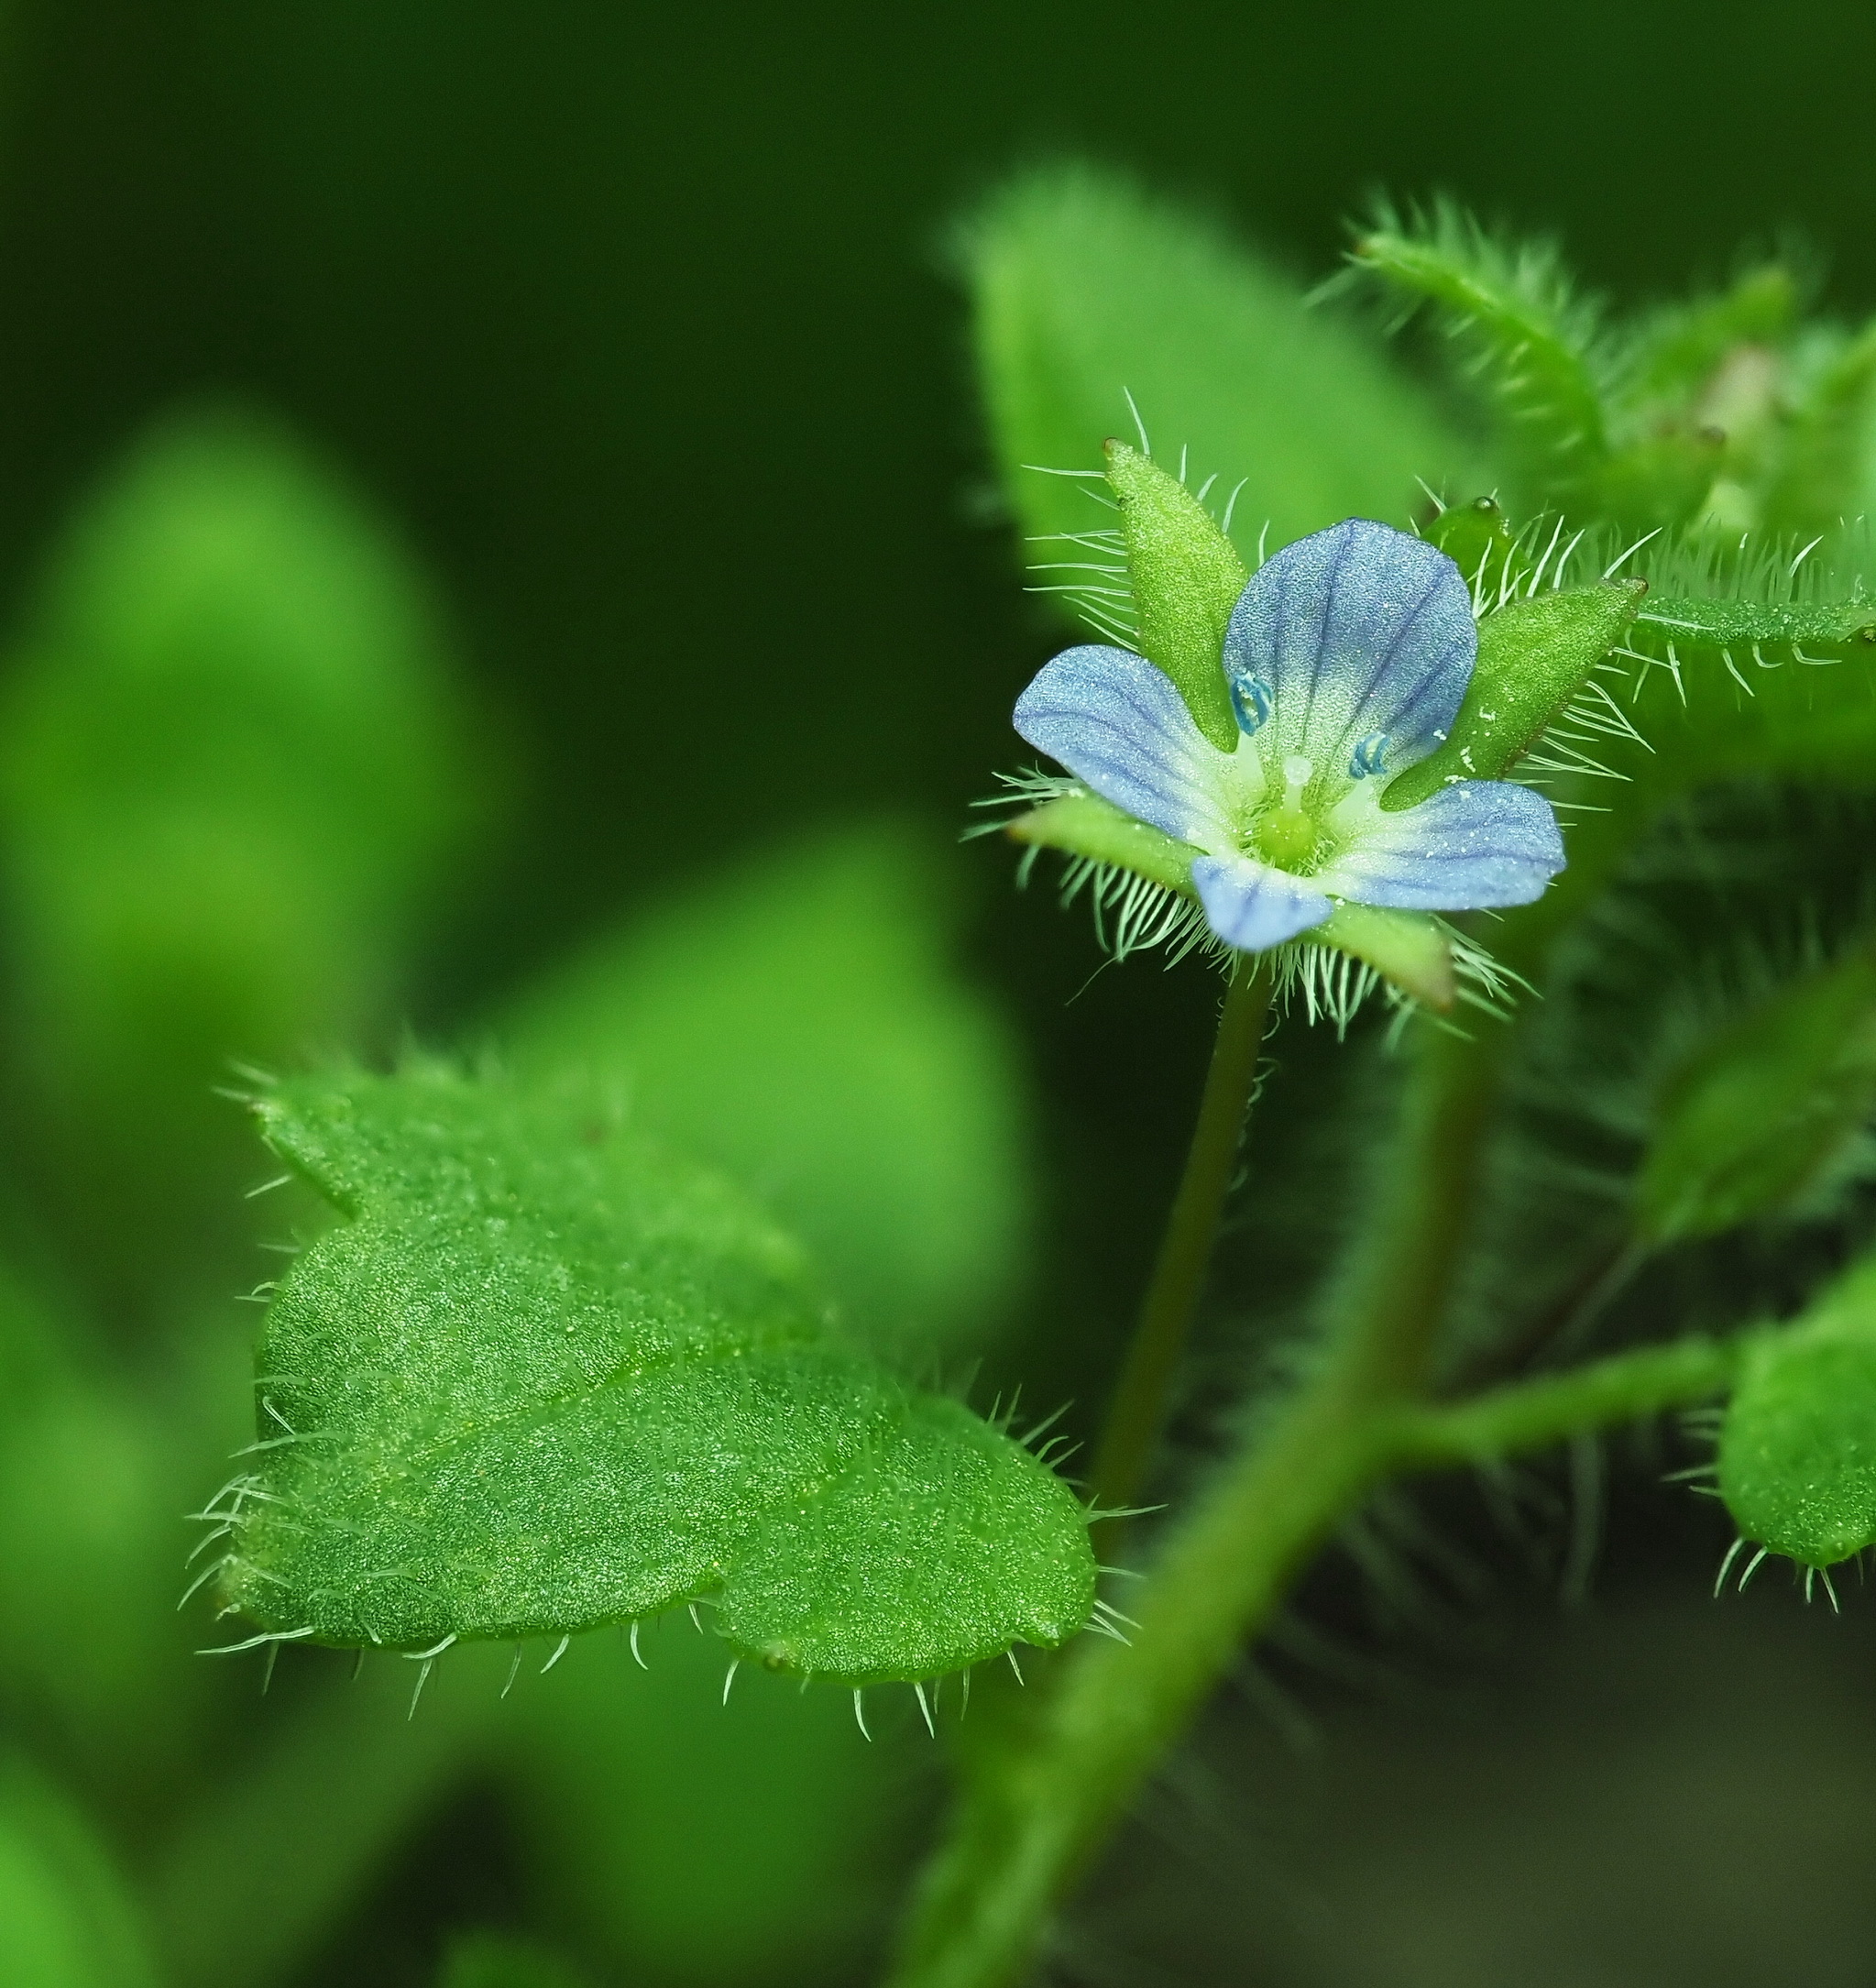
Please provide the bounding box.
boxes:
[2,0,1871,990]
[5,0,1868,1378]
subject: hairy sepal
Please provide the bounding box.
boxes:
[214,1065,1093,1684]
[1006,793,1455,1008]
[1384,580,1647,808]
[1103,440,1244,749]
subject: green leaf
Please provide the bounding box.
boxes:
[1636,943,1876,1244]
[1102,441,1243,750]
[960,164,1470,574]
[0,1758,154,1988]
[1350,202,1608,516]
[215,1065,1092,1683]
[1382,581,1646,808]
[500,825,1031,1358]
[0,404,477,1302]
[1717,1255,1876,1569]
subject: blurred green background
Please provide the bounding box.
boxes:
[3,3,1876,1984]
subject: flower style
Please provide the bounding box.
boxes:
[1013,519,1566,952]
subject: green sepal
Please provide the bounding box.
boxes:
[1008,792,1194,895]
[1636,943,1876,1244]
[215,1065,1093,1684]
[1717,1255,1876,1568]
[1383,580,1646,809]
[1004,794,1456,1008]
[1102,441,1244,749]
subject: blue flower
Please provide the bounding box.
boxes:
[1013,519,1566,952]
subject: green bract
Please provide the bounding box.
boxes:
[1718,1258,1876,1568]
[214,1066,1092,1684]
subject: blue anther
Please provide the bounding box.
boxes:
[1229,669,1274,736]
[1348,731,1389,779]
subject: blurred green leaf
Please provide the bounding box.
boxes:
[1761,319,1876,537]
[439,1928,593,1988]
[217,1064,1092,1681]
[0,1272,237,1792]
[0,403,477,1307]
[960,164,1470,573]
[1618,264,1797,415]
[0,1758,152,1988]
[1637,943,1876,1244]
[507,1618,915,1988]
[1718,1254,1876,1568]
[503,824,1030,1357]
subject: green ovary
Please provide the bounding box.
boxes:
[1246,753,1333,873]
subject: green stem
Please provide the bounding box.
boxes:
[1089,954,1274,1514]
[1393,1332,1746,1467]
[887,1319,1750,1988]
[885,1012,1503,1988]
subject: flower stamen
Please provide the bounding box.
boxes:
[1228,668,1274,736]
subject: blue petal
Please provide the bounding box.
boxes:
[1191,854,1334,950]
[1315,780,1564,911]
[1014,644,1234,849]
[1223,521,1475,774]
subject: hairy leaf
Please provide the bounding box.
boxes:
[501,825,1031,1358]
[1718,1255,1876,1568]
[214,1066,1092,1683]
[1349,202,1608,516]
[961,164,1468,577]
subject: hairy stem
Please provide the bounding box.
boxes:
[1090,954,1273,1513]
[1393,1331,1745,1467]
[886,1011,1505,1988]
[887,1323,1749,1988]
